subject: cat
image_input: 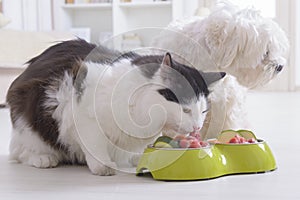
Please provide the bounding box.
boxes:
[6,39,225,175]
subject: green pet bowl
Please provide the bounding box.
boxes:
[136,139,276,180]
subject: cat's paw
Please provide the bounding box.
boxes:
[88,162,116,176]
[27,154,59,168]
[85,153,117,176]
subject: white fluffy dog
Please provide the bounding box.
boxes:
[152,4,289,139]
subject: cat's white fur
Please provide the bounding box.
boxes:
[9,58,209,175]
[152,5,289,138]
[9,117,62,168]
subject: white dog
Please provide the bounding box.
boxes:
[152,4,289,139]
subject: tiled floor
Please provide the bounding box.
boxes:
[1,92,300,200]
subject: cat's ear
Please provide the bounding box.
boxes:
[201,72,226,86]
[161,52,173,68]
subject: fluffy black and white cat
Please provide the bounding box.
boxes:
[7,39,225,175]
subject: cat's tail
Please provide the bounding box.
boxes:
[0,103,8,109]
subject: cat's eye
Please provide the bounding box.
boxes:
[202,109,209,114]
[183,108,192,114]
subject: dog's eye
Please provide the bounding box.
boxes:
[183,108,191,114]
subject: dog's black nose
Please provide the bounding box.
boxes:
[275,65,283,72]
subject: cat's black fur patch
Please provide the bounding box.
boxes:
[157,88,179,103]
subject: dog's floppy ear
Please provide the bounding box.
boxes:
[204,12,236,69]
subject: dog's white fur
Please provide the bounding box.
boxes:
[152,5,289,138]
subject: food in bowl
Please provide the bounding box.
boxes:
[153,131,209,148]
[216,129,257,144]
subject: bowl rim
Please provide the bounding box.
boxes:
[147,139,265,151]
[214,138,265,146]
[147,144,212,151]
